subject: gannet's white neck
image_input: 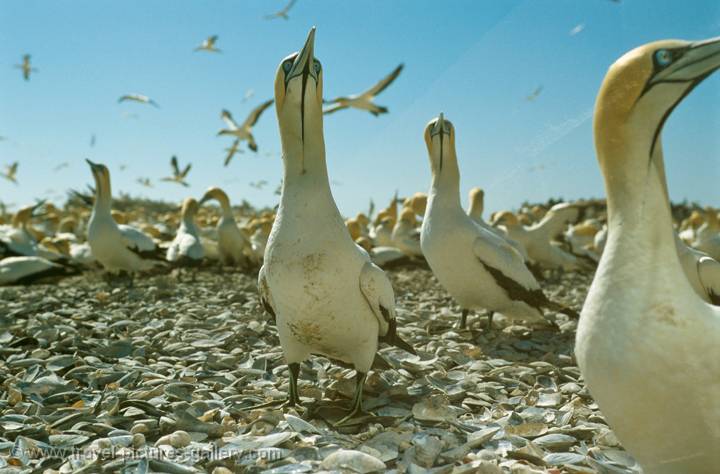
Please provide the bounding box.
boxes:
[428,151,462,212]
[92,174,112,217]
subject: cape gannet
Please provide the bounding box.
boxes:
[199,187,252,267]
[118,94,159,108]
[160,156,191,187]
[391,208,423,258]
[576,37,720,471]
[217,99,274,161]
[223,139,245,166]
[166,198,204,267]
[0,202,46,258]
[14,54,37,81]
[86,160,163,275]
[264,0,297,20]
[1,162,18,184]
[420,114,577,329]
[467,187,530,261]
[259,28,414,425]
[692,208,720,260]
[0,256,78,286]
[194,35,221,53]
[323,64,403,116]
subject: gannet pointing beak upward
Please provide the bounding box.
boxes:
[576,37,720,472]
[260,28,415,426]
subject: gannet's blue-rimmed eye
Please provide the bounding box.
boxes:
[655,49,673,67]
[283,60,293,72]
[313,61,321,74]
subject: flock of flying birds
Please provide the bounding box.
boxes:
[2,3,719,469]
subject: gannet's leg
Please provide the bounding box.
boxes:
[486,311,495,330]
[335,371,368,426]
[287,362,301,406]
[458,309,469,329]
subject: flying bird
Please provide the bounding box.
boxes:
[264,0,297,20]
[118,94,159,108]
[53,162,69,172]
[1,163,18,184]
[90,134,96,147]
[194,35,221,53]
[526,85,543,102]
[161,156,191,187]
[14,54,37,81]
[137,177,153,188]
[217,99,274,162]
[569,23,585,36]
[249,180,268,190]
[323,64,404,116]
[223,139,245,166]
[241,89,255,103]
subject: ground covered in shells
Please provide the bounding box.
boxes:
[0,267,641,473]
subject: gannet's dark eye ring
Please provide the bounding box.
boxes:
[655,49,673,67]
[283,60,293,72]
[313,61,321,74]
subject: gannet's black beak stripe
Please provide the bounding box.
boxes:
[430,113,450,171]
[286,27,316,145]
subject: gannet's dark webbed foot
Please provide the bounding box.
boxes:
[458,309,469,329]
[334,371,368,427]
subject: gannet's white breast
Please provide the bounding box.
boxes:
[422,205,542,320]
[577,233,720,470]
[167,222,203,262]
[391,222,422,257]
[264,191,380,371]
[0,256,62,285]
[217,217,249,263]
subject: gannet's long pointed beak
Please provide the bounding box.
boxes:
[85,158,101,175]
[652,36,720,85]
[287,27,316,85]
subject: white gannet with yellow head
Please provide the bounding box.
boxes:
[576,37,720,471]
[259,28,414,425]
[420,114,577,329]
[86,159,162,274]
[467,187,530,261]
[199,186,252,267]
[166,198,204,266]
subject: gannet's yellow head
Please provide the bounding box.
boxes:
[86,159,111,199]
[274,27,323,163]
[356,213,369,228]
[410,193,427,216]
[199,186,230,206]
[11,202,44,228]
[469,187,484,212]
[356,236,373,252]
[346,219,362,240]
[595,37,720,171]
[423,113,456,175]
[181,197,199,219]
[111,210,127,225]
[399,208,417,226]
[492,210,519,227]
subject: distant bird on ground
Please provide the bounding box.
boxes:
[53,162,69,172]
[166,198,204,268]
[118,94,159,108]
[1,163,18,184]
[324,64,404,116]
[86,159,163,276]
[136,177,153,188]
[194,35,221,53]
[14,54,37,81]
[264,0,297,20]
[526,85,543,102]
[421,114,577,329]
[223,139,245,166]
[0,256,79,286]
[199,187,252,267]
[160,156,191,187]
[249,180,268,190]
[217,99,274,159]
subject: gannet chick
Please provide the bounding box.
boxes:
[1,162,18,184]
[0,256,79,286]
[14,54,37,81]
[576,37,720,471]
[118,94,159,108]
[194,35,221,53]
[167,198,204,267]
[260,28,415,425]
[420,114,577,329]
[160,156,192,187]
[324,64,403,116]
[391,208,423,257]
[217,100,274,161]
[86,160,163,275]
[264,0,297,20]
[199,187,252,267]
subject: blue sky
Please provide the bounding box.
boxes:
[1,0,718,216]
